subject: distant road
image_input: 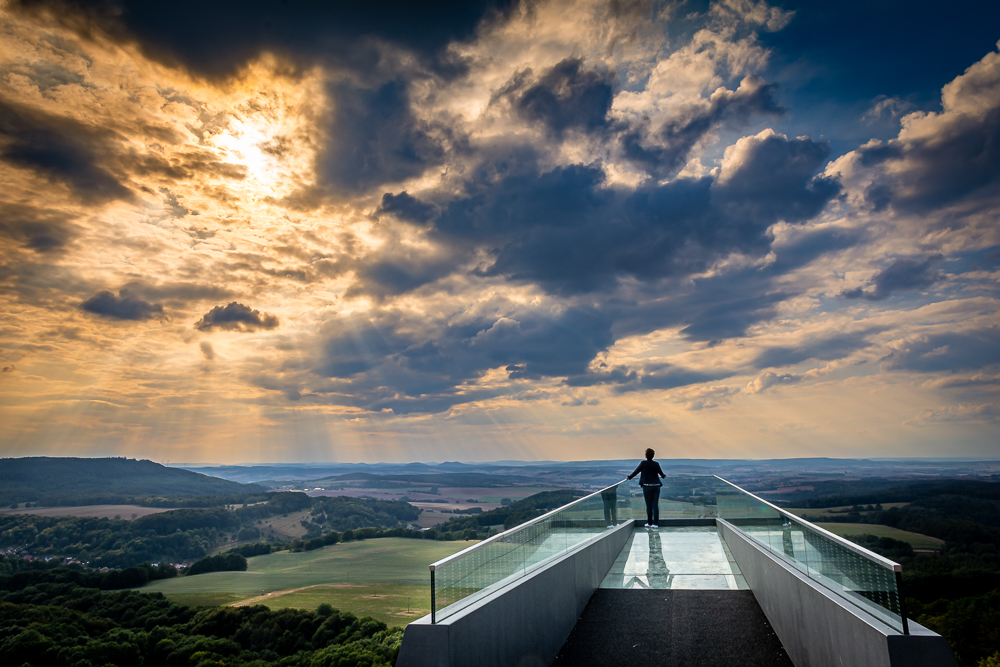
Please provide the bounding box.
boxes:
[0,504,177,520]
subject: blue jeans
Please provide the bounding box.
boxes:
[642,485,660,525]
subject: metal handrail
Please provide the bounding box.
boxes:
[713,475,902,572]
[428,478,630,572]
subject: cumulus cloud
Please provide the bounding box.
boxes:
[195,303,279,332]
[199,341,215,360]
[850,42,1000,213]
[622,75,784,178]
[81,290,164,321]
[373,129,838,299]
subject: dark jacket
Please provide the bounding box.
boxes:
[628,460,665,486]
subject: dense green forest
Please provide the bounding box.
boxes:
[792,479,1000,666]
[0,493,420,568]
[0,458,264,506]
[0,564,400,666]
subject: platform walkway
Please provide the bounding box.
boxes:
[551,525,792,666]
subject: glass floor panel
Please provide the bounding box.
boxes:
[600,526,749,590]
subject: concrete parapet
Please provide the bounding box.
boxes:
[396,521,633,667]
[718,519,957,667]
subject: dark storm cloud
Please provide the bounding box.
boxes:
[841,255,944,301]
[398,132,840,296]
[622,75,784,178]
[0,99,130,202]
[81,289,163,320]
[270,143,853,412]
[0,203,79,253]
[753,330,877,369]
[11,0,516,79]
[881,329,1000,373]
[494,58,617,137]
[195,302,279,332]
[321,81,448,194]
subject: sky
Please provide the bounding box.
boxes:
[0,0,998,464]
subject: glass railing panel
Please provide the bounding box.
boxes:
[715,476,905,633]
[659,476,719,519]
[431,479,632,622]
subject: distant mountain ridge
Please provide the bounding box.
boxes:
[0,457,265,505]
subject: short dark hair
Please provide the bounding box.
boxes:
[645,448,655,460]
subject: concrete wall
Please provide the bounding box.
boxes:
[717,519,957,667]
[396,521,633,667]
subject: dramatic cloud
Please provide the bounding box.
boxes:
[195,303,279,332]
[81,290,164,321]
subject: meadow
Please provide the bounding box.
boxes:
[814,522,945,550]
[142,537,472,625]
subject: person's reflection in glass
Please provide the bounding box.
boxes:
[646,528,673,589]
[601,484,618,528]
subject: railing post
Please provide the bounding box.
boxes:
[895,570,909,635]
[430,568,436,624]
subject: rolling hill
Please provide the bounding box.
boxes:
[0,457,265,505]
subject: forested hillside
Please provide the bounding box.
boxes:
[0,493,421,567]
[0,457,264,506]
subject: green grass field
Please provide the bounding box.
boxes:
[229,583,432,627]
[813,522,944,550]
[142,538,473,624]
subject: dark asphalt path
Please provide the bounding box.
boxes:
[551,589,793,667]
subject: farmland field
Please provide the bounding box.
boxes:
[142,538,473,624]
[813,522,944,550]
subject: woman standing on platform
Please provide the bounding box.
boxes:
[627,448,666,528]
